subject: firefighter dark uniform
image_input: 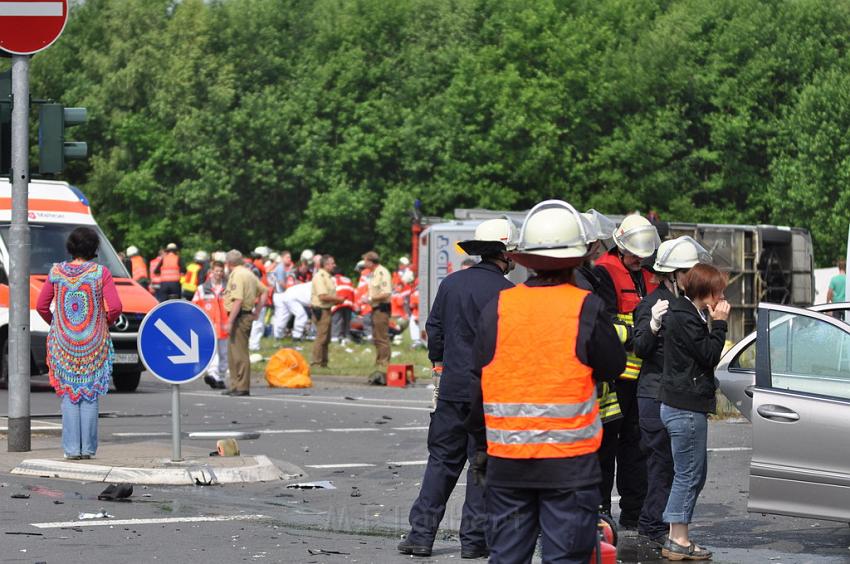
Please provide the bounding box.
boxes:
[593,249,658,526]
[467,279,625,563]
[400,260,513,558]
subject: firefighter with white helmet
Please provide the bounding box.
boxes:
[125,246,149,289]
[465,200,625,563]
[593,213,661,530]
[398,217,516,559]
[182,250,210,300]
[632,236,712,550]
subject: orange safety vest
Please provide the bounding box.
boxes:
[410,287,419,321]
[594,251,658,381]
[130,255,148,282]
[332,274,355,313]
[193,281,229,339]
[159,253,182,283]
[482,284,602,460]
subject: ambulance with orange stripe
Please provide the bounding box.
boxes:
[0,180,157,392]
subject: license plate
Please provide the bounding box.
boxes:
[114,353,139,364]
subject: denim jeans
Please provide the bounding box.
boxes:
[660,403,707,524]
[61,395,99,457]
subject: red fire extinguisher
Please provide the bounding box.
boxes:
[589,514,617,564]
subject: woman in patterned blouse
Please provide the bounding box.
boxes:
[36,227,122,460]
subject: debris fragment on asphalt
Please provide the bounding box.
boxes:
[5,531,43,536]
[350,487,361,498]
[98,484,134,501]
[381,415,392,420]
[78,510,113,520]
[307,548,350,556]
[286,481,336,490]
[10,494,30,499]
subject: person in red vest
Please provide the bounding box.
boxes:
[126,246,149,289]
[331,269,355,346]
[152,243,184,302]
[465,200,625,563]
[592,213,661,530]
[148,248,164,297]
[193,260,229,389]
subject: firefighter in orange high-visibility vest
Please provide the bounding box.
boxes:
[465,200,625,563]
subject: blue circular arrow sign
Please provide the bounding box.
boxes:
[137,300,217,384]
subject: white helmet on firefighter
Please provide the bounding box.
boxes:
[510,200,592,270]
[581,209,616,243]
[612,214,660,258]
[398,256,410,266]
[126,246,139,257]
[300,249,314,263]
[653,236,712,273]
[212,251,227,263]
[401,269,415,284]
[194,250,209,262]
[458,218,518,256]
[253,246,271,258]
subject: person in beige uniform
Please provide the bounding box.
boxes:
[363,251,392,367]
[310,255,343,367]
[223,249,268,396]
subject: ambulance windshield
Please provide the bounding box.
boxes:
[0,223,129,277]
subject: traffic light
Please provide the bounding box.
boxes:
[0,70,11,176]
[38,102,87,175]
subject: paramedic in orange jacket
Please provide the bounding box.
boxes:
[193,260,229,389]
[466,200,625,564]
[592,214,660,529]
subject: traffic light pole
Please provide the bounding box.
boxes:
[7,55,31,452]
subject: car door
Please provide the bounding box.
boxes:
[748,302,850,522]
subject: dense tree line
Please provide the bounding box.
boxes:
[8,0,850,266]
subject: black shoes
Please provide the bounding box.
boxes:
[205,375,227,389]
[461,546,489,559]
[397,539,432,557]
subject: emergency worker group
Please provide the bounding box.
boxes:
[399,200,729,563]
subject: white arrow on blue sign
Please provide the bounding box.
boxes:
[138,300,217,384]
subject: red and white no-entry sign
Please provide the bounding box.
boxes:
[0,1,68,55]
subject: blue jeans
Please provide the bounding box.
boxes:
[61,395,99,457]
[660,404,707,524]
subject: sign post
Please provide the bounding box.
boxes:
[138,301,216,462]
[2,0,70,454]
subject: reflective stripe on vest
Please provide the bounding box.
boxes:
[182,263,201,293]
[482,284,602,460]
[160,253,181,282]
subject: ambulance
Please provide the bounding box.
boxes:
[0,179,158,392]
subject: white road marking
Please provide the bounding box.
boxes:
[183,391,432,412]
[391,426,429,431]
[387,460,428,466]
[111,432,172,438]
[305,463,377,469]
[0,2,63,17]
[289,394,431,405]
[31,514,267,529]
[256,429,315,434]
[326,428,378,433]
[708,447,751,452]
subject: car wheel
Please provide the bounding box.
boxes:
[113,370,141,393]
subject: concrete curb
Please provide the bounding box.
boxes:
[10,455,301,485]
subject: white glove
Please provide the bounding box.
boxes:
[650,299,669,334]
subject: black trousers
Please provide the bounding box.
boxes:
[637,397,674,539]
[406,399,487,550]
[487,484,600,564]
[598,378,647,523]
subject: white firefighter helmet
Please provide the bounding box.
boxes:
[126,245,139,257]
[300,249,314,263]
[166,242,179,252]
[458,218,518,256]
[581,210,616,243]
[212,251,227,263]
[401,269,415,285]
[612,214,660,258]
[398,256,410,266]
[269,251,280,263]
[254,246,271,258]
[510,200,592,270]
[653,236,712,273]
[194,250,209,262]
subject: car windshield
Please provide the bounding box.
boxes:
[0,223,129,277]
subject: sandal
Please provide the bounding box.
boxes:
[661,538,712,561]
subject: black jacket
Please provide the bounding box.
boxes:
[425,261,514,402]
[633,285,676,400]
[658,297,727,413]
[465,278,626,489]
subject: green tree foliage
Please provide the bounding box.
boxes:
[7,0,850,266]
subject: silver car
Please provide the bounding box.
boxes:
[716,302,850,524]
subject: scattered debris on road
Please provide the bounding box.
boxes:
[10,493,30,499]
[98,484,133,501]
[78,510,113,520]
[286,481,336,490]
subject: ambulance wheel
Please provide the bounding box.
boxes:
[113,370,141,392]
